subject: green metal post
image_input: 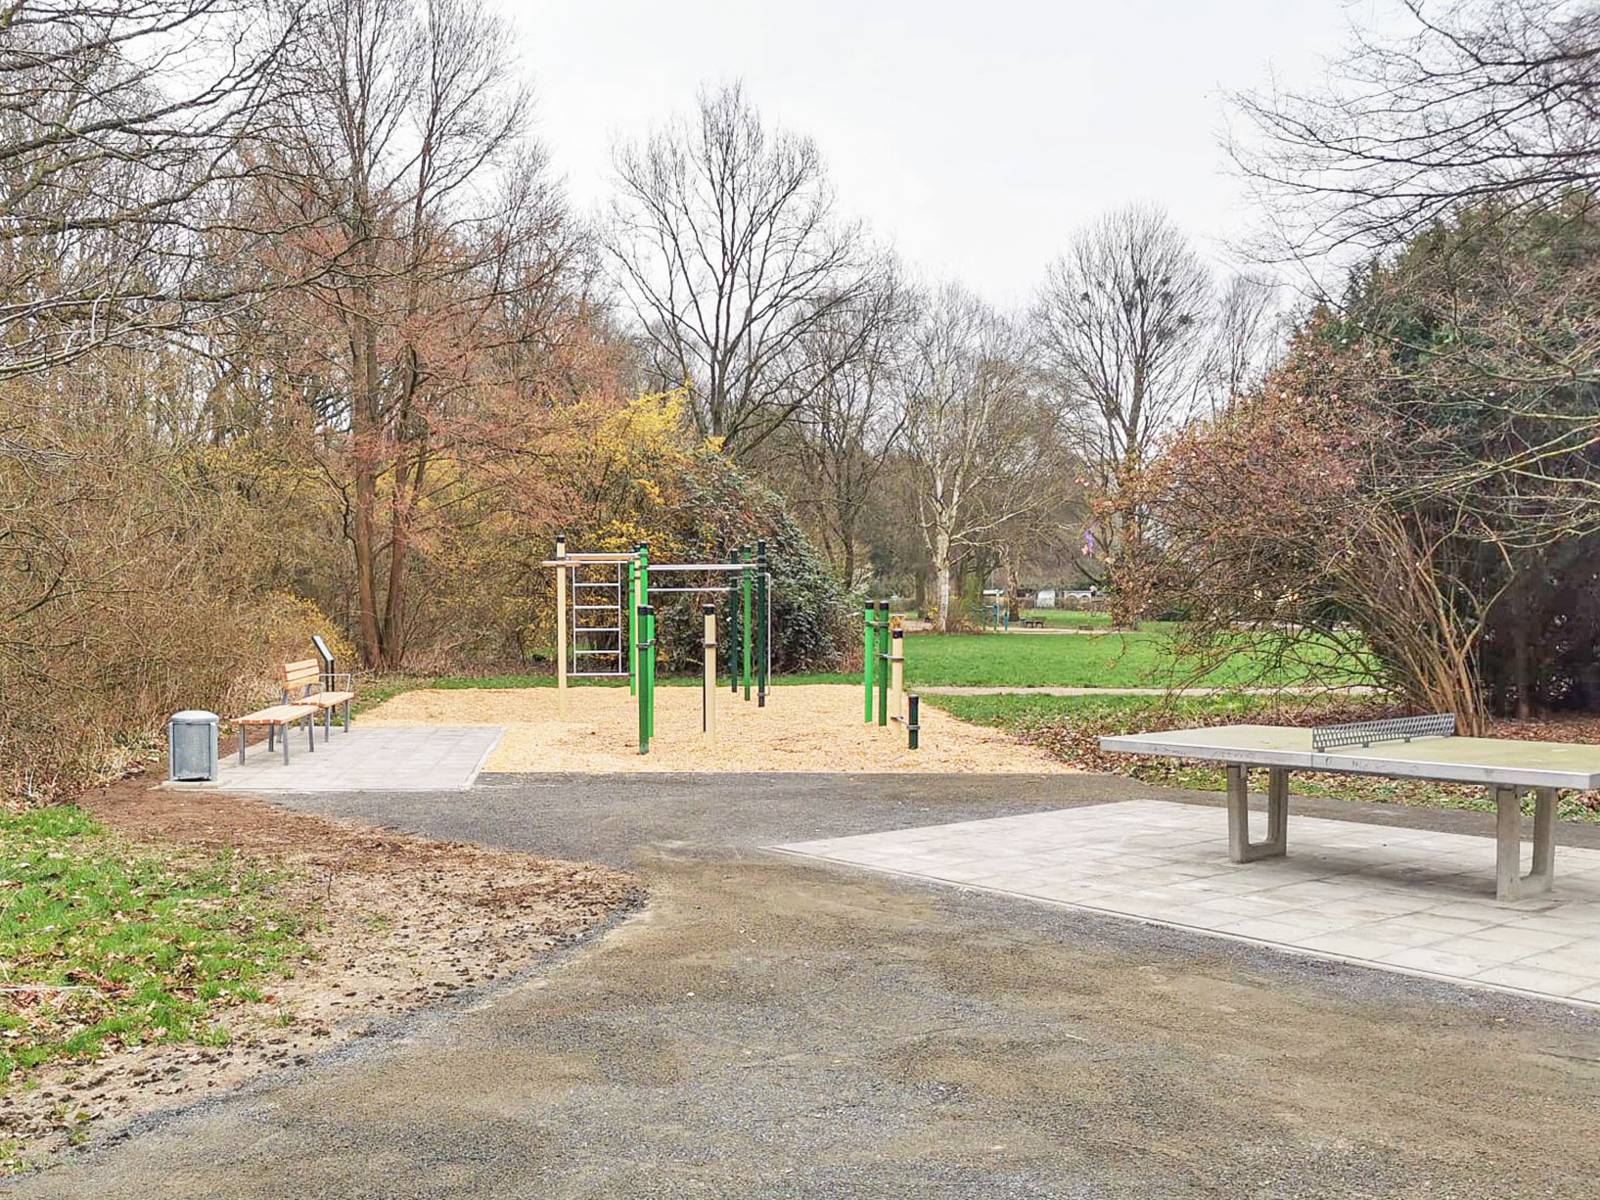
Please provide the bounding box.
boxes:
[630,544,649,695]
[741,547,753,702]
[637,603,652,753]
[863,601,875,722]
[875,601,889,727]
[756,539,769,707]
[640,545,650,695]
[645,605,657,743]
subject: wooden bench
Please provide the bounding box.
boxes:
[231,659,357,766]
[281,658,356,738]
[1020,617,1045,628]
[234,703,320,765]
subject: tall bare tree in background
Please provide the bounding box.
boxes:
[784,259,913,583]
[0,0,292,381]
[903,284,1068,631]
[606,83,867,455]
[1034,205,1212,624]
[1199,274,1279,412]
[1233,0,1600,259]
[234,0,581,668]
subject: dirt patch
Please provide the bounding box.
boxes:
[0,777,637,1167]
[361,682,1070,774]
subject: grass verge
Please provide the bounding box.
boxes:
[0,807,308,1086]
[900,630,1369,689]
[370,624,1369,698]
[926,692,1600,823]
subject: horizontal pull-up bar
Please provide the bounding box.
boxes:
[546,558,770,571]
[649,585,734,594]
[540,554,638,566]
[645,563,758,573]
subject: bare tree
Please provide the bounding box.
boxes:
[0,0,293,381]
[236,0,580,668]
[1199,274,1281,412]
[606,83,867,455]
[1034,205,1212,622]
[903,284,1068,631]
[785,259,913,583]
[1232,0,1600,259]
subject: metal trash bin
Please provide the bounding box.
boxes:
[168,710,219,782]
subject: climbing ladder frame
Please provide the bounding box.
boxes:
[543,537,774,752]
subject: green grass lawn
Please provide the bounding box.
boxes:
[363,623,1369,697]
[1017,607,1119,629]
[0,807,308,1085]
[899,630,1368,689]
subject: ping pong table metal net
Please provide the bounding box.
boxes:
[1309,713,1456,753]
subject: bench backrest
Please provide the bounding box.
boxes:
[282,658,321,699]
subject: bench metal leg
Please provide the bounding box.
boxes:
[344,700,351,731]
[1493,785,1557,901]
[267,724,275,753]
[239,726,246,765]
[306,714,314,752]
[1227,764,1289,862]
[281,722,290,765]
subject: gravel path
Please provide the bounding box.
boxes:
[16,773,1600,1199]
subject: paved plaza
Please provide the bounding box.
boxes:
[778,798,1600,1006]
[170,726,505,793]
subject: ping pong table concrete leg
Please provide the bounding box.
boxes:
[1226,765,1288,863]
[1493,785,1557,902]
[1529,786,1557,894]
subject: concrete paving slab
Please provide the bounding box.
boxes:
[775,798,1600,1009]
[166,726,505,793]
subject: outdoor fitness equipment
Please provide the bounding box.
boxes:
[544,537,773,753]
[862,601,919,750]
[979,588,1010,632]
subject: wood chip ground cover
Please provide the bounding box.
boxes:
[360,682,1071,773]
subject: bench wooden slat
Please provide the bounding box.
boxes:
[283,659,321,687]
[303,691,356,708]
[237,704,320,725]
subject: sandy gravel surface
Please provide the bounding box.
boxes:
[361,683,1069,774]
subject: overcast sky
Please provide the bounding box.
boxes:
[504,0,1394,307]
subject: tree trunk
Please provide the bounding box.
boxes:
[932,527,954,632]
[1511,619,1533,719]
[350,312,386,668]
[1108,507,1144,630]
[380,437,427,668]
[352,464,383,667]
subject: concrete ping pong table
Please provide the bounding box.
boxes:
[1100,714,1600,901]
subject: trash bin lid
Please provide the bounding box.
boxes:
[171,710,219,724]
